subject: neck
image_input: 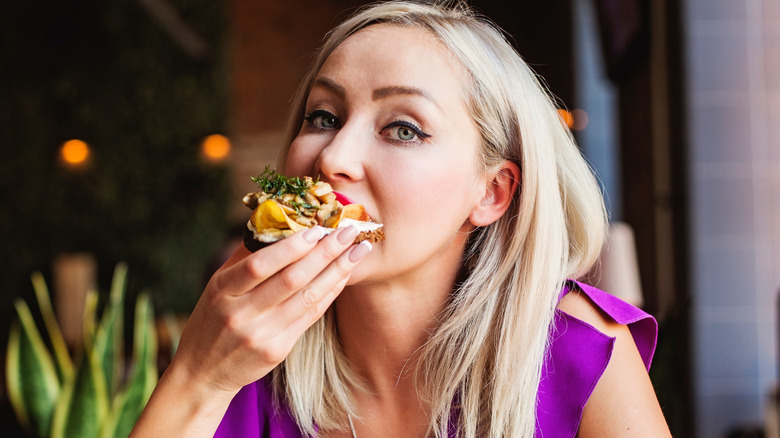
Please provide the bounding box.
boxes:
[333,279,452,438]
[335,278,451,394]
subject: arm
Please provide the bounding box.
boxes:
[131,225,370,437]
[558,291,672,437]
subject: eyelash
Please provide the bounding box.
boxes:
[383,120,431,143]
[302,109,432,144]
[303,109,341,130]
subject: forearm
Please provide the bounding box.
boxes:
[130,361,237,437]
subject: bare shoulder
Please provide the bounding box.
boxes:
[557,287,672,437]
[557,287,619,334]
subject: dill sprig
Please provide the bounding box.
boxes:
[250,166,311,198]
[250,167,321,215]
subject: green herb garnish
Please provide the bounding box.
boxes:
[250,166,312,198]
[250,166,321,215]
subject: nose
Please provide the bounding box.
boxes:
[315,120,368,183]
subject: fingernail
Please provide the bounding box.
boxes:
[337,225,360,244]
[348,240,373,263]
[303,226,325,243]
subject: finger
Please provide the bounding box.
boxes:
[275,240,373,333]
[211,226,327,296]
[288,276,349,336]
[246,225,361,308]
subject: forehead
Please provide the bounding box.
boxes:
[316,24,469,101]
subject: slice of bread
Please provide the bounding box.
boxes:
[243,222,385,252]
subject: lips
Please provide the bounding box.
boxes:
[333,191,354,206]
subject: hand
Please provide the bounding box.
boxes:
[176,225,371,396]
[131,225,372,437]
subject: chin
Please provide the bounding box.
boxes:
[345,258,374,286]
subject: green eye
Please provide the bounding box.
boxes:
[321,115,338,128]
[304,110,341,130]
[396,126,416,141]
[382,120,430,144]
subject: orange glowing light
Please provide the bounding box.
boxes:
[61,139,90,165]
[557,109,574,129]
[202,134,231,162]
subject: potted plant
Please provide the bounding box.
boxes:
[6,263,158,438]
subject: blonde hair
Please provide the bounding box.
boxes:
[274,2,607,437]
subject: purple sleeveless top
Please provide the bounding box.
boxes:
[214,281,657,437]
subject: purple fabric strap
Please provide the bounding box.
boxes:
[535,281,658,437]
[214,281,658,437]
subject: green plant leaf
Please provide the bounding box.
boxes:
[101,293,158,438]
[130,293,158,389]
[82,290,99,352]
[6,299,60,437]
[30,272,74,384]
[95,263,127,397]
[50,292,109,438]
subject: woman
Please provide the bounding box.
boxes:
[132,1,671,437]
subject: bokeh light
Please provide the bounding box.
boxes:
[557,108,589,131]
[557,109,574,129]
[201,134,231,162]
[60,139,90,166]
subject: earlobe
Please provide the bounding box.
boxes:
[469,161,520,227]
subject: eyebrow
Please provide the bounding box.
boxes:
[312,77,439,109]
[372,85,435,104]
[312,77,346,97]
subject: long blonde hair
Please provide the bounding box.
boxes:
[274,2,607,437]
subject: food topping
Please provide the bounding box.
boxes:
[243,168,382,243]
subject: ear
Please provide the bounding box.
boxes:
[469,161,520,227]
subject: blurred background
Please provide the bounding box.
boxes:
[0,0,778,437]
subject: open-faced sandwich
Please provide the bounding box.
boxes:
[242,168,384,252]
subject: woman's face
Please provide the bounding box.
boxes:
[286,24,486,286]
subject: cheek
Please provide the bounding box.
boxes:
[284,137,318,176]
[379,153,481,226]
